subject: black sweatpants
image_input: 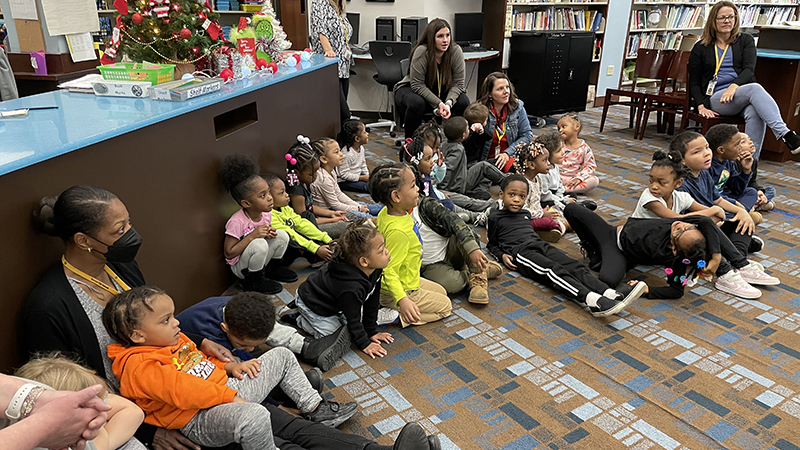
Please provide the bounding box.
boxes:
[513,239,609,305]
[266,403,373,450]
[395,86,470,139]
[340,77,351,124]
[719,220,752,259]
[564,203,628,287]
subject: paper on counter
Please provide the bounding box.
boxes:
[8,0,38,20]
[66,33,97,63]
[39,0,100,36]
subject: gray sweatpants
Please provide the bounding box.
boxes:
[231,230,290,279]
[180,347,322,450]
[266,322,306,354]
[317,212,359,239]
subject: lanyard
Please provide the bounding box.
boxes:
[436,67,442,98]
[62,255,131,296]
[714,44,729,77]
[340,14,349,43]
[491,102,508,142]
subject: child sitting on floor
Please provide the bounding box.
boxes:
[706,124,760,217]
[176,292,351,372]
[289,222,396,360]
[631,149,726,222]
[219,154,297,295]
[103,286,358,450]
[487,175,646,317]
[370,163,453,326]
[336,120,371,193]
[463,102,493,166]
[311,137,382,218]
[439,116,505,202]
[16,353,145,450]
[557,112,599,195]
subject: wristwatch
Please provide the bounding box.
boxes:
[5,383,44,422]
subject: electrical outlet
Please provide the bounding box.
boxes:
[606,65,614,76]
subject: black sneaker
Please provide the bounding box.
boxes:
[303,400,358,428]
[305,367,324,394]
[393,422,428,450]
[748,235,764,253]
[241,269,283,295]
[266,368,323,408]
[781,130,800,154]
[587,296,630,318]
[277,301,300,326]
[265,261,298,283]
[614,281,647,306]
[428,435,442,450]
[300,325,351,372]
[578,199,598,211]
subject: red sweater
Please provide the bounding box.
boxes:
[108,333,237,429]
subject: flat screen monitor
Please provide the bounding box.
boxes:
[454,12,483,46]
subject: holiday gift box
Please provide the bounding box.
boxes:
[92,79,152,97]
[148,77,224,101]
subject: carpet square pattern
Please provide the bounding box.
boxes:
[279,107,800,449]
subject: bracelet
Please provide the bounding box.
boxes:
[20,386,44,420]
[5,383,38,421]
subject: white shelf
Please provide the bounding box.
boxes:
[633,1,707,4]
[629,27,703,32]
[509,1,608,5]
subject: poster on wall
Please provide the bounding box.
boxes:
[39,0,100,36]
[8,0,39,21]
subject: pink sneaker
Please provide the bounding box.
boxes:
[715,271,762,299]
[738,264,780,286]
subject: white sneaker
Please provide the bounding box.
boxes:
[376,307,400,325]
[715,271,762,299]
[738,263,780,286]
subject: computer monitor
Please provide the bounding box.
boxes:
[347,12,360,45]
[454,12,484,47]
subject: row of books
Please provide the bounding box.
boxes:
[626,31,686,57]
[738,4,796,25]
[593,37,602,60]
[510,8,604,31]
[510,0,603,3]
[631,5,703,30]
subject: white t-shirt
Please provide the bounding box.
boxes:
[631,189,695,219]
[411,207,449,266]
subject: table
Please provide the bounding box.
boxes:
[353,49,500,62]
[755,45,800,162]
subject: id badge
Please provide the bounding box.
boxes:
[495,145,501,155]
[706,77,717,96]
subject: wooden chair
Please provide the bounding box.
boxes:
[636,50,692,140]
[684,109,746,134]
[599,49,675,138]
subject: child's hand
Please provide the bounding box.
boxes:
[359,174,370,182]
[755,190,768,207]
[739,151,754,172]
[316,245,333,261]
[546,207,561,219]
[398,297,420,324]
[471,123,484,134]
[443,192,451,199]
[627,279,649,294]
[371,332,394,344]
[709,205,726,223]
[501,254,517,270]
[359,204,369,213]
[468,249,488,273]
[732,210,755,235]
[704,254,721,277]
[566,178,582,189]
[362,342,388,359]
[227,359,261,379]
[568,197,577,203]
[265,226,278,239]
[232,396,247,403]
[251,225,271,239]
[332,211,348,222]
[436,150,445,166]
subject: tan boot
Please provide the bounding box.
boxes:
[485,260,504,279]
[749,211,763,225]
[468,272,489,304]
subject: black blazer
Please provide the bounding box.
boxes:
[688,32,758,109]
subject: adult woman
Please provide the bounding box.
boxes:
[395,19,469,139]
[310,0,353,124]
[688,1,800,158]
[477,72,533,172]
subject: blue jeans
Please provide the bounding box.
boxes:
[350,202,383,219]
[763,186,776,202]
[711,83,790,160]
[295,295,346,339]
[338,180,370,193]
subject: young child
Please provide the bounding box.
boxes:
[289,222,396,360]
[176,292,351,372]
[401,135,455,211]
[557,112,599,194]
[103,286,358,450]
[487,175,646,317]
[220,155,296,296]
[336,120,371,193]
[439,116,505,202]
[16,353,145,450]
[631,149,727,222]
[369,162,453,326]
[285,136,354,239]
[310,137,382,218]
[707,124,759,215]
[538,130,578,215]
[463,102,493,165]
[267,173,334,265]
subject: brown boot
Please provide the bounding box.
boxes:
[468,272,489,304]
[749,211,762,225]
[485,260,504,279]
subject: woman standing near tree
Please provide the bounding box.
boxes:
[310,0,353,124]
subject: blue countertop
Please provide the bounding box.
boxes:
[757,49,800,60]
[0,54,338,177]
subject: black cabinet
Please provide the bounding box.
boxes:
[508,31,594,117]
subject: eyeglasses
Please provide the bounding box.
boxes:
[716,15,736,22]
[673,224,698,240]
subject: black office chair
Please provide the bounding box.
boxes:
[366,41,411,138]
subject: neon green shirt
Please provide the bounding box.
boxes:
[377,207,422,303]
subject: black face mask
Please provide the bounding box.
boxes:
[92,227,143,263]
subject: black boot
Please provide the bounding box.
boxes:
[578,199,598,211]
[299,326,351,372]
[265,259,298,283]
[241,268,282,295]
[782,130,800,155]
[393,422,428,450]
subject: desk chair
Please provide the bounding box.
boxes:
[366,41,411,138]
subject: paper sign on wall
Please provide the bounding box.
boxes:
[39,0,100,36]
[66,33,98,63]
[8,0,39,20]
[14,19,46,53]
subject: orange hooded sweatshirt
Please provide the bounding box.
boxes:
[107,333,237,429]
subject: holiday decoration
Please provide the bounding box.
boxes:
[219,68,234,81]
[227,1,291,66]
[256,58,267,69]
[266,61,278,74]
[105,0,224,66]
[213,47,244,79]
[230,17,257,69]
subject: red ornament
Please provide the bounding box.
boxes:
[113,0,128,15]
[220,68,234,81]
[266,62,278,74]
[304,47,311,53]
[256,58,267,69]
[132,13,143,25]
[180,28,192,39]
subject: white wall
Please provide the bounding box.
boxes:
[597,0,631,101]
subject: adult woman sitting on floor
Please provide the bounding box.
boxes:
[395,19,469,139]
[477,72,533,172]
[688,1,800,158]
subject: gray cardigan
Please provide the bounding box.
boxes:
[0,47,19,101]
[395,44,466,108]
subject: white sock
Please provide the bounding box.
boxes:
[603,288,618,299]
[585,292,601,307]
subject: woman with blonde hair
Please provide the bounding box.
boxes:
[310,0,353,124]
[688,1,800,158]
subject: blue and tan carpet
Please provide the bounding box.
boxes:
[277,107,800,450]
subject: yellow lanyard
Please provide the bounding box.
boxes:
[62,255,131,296]
[714,44,729,77]
[436,68,442,98]
[340,14,349,43]
[495,122,507,142]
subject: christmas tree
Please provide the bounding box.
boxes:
[104,0,225,65]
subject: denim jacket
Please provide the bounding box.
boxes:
[481,99,533,160]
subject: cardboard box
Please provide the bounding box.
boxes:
[148,77,224,101]
[92,80,152,97]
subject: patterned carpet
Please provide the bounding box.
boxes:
[276,107,800,450]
